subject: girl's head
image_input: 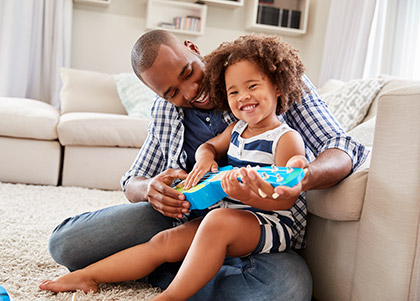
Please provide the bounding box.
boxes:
[203,34,305,115]
[222,59,281,125]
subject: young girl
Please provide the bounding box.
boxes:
[39,34,306,300]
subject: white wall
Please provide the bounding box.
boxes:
[71,0,331,86]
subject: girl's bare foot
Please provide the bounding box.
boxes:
[39,270,99,293]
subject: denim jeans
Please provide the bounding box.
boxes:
[49,202,312,300]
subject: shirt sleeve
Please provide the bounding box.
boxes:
[120,97,166,192]
[285,75,369,171]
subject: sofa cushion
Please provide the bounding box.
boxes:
[58,112,150,148]
[0,97,59,140]
[60,68,127,115]
[322,78,385,131]
[306,160,370,221]
[113,73,156,118]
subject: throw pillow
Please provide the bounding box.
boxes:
[348,117,376,148]
[113,73,156,118]
[321,78,385,131]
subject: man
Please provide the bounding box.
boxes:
[49,30,368,300]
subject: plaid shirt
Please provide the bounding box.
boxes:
[121,75,369,249]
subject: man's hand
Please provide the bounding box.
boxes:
[126,169,190,218]
[146,169,190,218]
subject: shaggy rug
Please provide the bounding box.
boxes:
[0,182,161,300]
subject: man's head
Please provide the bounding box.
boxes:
[131,30,214,110]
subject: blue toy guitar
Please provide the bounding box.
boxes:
[175,165,305,210]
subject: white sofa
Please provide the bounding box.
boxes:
[1,70,419,300]
[0,68,151,190]
[0,97,61,185]
[57,68,150,190]
[300,76,420,300]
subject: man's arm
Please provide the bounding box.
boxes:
[268,149,351,200]
[288,75,369,172]
[125,176,150,203]
[301,148,352,191]
[121,97,190,217]
[271,75,368,197]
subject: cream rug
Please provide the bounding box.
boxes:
[0,182,161,300]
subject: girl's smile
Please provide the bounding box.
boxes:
[225,60,281,134]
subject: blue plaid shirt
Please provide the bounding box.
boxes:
[121,75,369,249]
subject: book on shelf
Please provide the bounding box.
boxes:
[257,5,279,26]
[174,16,201,32]
[290,10,301,29]
[159,16,201,32]
[257,4,301,29]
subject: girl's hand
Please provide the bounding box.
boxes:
[220,168,274,205]
[220,169,253,202]
[272,155,308,200]
[184,160,219,190]
[222,167,300,211]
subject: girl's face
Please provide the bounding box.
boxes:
[225,60,280,128]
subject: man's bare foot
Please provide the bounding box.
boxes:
[39,270,99,293]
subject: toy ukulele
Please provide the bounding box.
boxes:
[175,165,305,210]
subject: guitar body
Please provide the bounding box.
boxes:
[176,165,305,210]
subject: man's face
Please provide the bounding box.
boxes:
[140,41,214,110]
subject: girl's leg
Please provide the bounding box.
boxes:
[155,208,260,301]
[39,218,203,293]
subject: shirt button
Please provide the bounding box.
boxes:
[205,117,210,123]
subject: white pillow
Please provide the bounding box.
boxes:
[348,117,376,148]
[113,73,156,118]
[321,78,385,131]
[60,68,127,115]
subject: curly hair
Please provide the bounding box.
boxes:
[203,34,306,114]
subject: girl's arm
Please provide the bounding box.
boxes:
[221,130,305,211]
[184,122,236,190]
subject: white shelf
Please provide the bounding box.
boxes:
[202,0,243,8]
[146,0,207,36]
[246,0,309,36]
[73,0,110,7]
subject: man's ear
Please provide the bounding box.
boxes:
[184,40,201,55]
[276,87,281,97]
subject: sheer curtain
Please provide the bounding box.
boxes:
[363,0,420,80]
[319,0,420,85]
[0,0,72,108]
[318,0,377,86]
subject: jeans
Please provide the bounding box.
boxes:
[49,202,312,301]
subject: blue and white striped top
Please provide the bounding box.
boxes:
[227,120,295,168]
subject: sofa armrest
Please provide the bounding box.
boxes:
[352,84,420,299]
[306,159,369,221]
